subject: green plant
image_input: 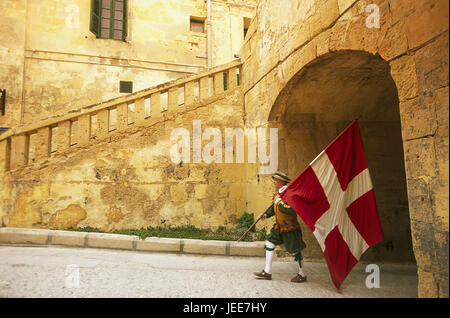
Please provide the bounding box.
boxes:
[67,226,102,233]
[236,211,255,232]
[65,215,268,242]
[232,211,267,242]
[254,228,267,241]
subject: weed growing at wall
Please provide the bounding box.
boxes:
[67,218,266,242]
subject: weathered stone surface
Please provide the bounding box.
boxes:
[403,138,437,181]
[403,0,449,50]
[136,237,181,253]
[9,135,28,170]
[0,227,50,245]
[229,241,265,257]
[378,19,409,61]
[337,0,356,14]
[417,269,439,298]
[86,232,137,250]
[405,178,434,224]
[49,230,86,247]
[389,55,419,102]
[182,239,227,255]
[4,183,47,228]
[414,32,449,95]
[399,97,437,141]
[49,204,87,230]
[0,139,10,172]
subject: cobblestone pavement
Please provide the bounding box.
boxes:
[0,245,417,298]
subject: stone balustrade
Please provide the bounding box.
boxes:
[0,60,242,172]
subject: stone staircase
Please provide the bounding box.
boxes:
[0,60,242,172]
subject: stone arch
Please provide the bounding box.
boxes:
[268,50,415,262]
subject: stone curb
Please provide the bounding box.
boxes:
[0,227,265,257]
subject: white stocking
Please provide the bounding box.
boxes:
[298,260,306,277]
[264,241,275,274]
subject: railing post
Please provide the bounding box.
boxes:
[0,138,11,172]
[184,81,195,106]
[199,76,210,101]
[228,67,238,90]
[117,103,128,131]
[97,109,110,138]
[35,126,51,161]
[168,87,178,112]
[214,72,224,94]
[134,98,146,124]
[150,92,162,118]
[10,135,29,169]
[78,114,91,146]
[56,120,71,153]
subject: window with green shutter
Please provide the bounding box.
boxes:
[90,0,127,41]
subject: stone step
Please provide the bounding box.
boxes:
[0,227,265,257]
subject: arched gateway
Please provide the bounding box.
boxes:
[268,50,414,263]
[241,0,448,297]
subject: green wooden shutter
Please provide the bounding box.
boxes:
[90,0,101,37]
[0,89,5,116]
[110,0,126,40]
[91,0,127,40]
[122,0,128,40]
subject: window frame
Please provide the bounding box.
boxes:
[90,0,128,41]
[190,17,206,33]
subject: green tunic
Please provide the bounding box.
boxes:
[264,200,307,261]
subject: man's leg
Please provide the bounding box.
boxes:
[253,240,276,280]
[291,252,307,283]
[298,260,306,277]
[254,228,282,280]
[264,241,276,274]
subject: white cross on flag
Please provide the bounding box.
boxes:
[280,120,384,291]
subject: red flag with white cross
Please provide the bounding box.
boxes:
[280,120,384,291]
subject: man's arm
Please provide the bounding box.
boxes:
[276,200,297,215]
[264,204,275,218]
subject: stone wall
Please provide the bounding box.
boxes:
[0,86,256,232]
[240,0,448,297]
[0,0,256,127]
[0,0,447,298]
[0,0,27,129]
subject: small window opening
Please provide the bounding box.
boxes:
[120,81,133,93]
[190,17,205,33]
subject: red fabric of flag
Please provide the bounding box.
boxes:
[280,120,384,291]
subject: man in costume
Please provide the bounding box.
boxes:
[253,171,307,283]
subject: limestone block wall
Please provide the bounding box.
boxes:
[1,0,447,299]
[0,0,27,130]
[0,0,256,128]
[240,0,448,297]
[210,0,257,66]
[0,63,255,232]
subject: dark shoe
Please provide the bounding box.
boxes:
[253,270,272,280]
[291,274,307,283]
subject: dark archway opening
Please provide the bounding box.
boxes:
[269,50,415,262]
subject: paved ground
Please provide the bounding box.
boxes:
[0,245,418,298]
